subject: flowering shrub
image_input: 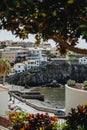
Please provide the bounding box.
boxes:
[63,104,87,130]
[9,112,58,130]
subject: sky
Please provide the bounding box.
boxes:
[0,30,36,42]
[0,30,56,47]
[0,29,87,48]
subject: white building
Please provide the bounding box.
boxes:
[0,85,9,117]
[13,58,43,73]
[79,57,87,64]
[2,46,29,63]
[13,63,27,73]
[25,59,42,69]
[4,46,23,51]
[27,47,43,60]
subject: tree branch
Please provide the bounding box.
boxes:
[52,35,87,54]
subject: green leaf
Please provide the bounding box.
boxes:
[67,0,74,4]
[79,25,87,29]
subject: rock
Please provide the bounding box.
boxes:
[7,61,87,87]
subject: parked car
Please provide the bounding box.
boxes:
[54,109,66,116]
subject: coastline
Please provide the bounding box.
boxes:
[30,86,65,109]
[7,84,65,109]
[0,83,65,129]
[6,83,65,110]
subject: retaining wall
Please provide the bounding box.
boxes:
[12,93,56,113]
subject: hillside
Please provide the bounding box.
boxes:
[7,61,87,87]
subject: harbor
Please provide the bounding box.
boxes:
[8,85,65,115]
[0,83,66,129]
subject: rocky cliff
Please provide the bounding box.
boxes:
[8,61,87,87]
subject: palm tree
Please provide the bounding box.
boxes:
[0,58,11,85]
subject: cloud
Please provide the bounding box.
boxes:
[0,30,36,42]
[75,38,87,49]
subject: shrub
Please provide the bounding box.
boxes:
[9,111,28,130]
[9,112,58,130]
[63,104,87,130]
[67,79,76,87]
[83,80,87,90]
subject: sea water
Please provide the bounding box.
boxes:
[31,87,65,109]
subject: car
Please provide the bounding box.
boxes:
[54,109,66,116]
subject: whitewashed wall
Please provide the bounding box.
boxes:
[0,87,8,117]
[65,84,87,115]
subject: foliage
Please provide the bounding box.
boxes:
[58,123,68,130]
[9,111,28,129]
[68,54,79,61]
[83,80,87,90]
[67,79,76,87]
[46,50,56,58]
[0,0,87,54]
[63,104,87,130]
[0,44,6,49]
[0,58,11,84]
[9,112,58,130]
[68,53,86,61]
[0,58,11,75]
